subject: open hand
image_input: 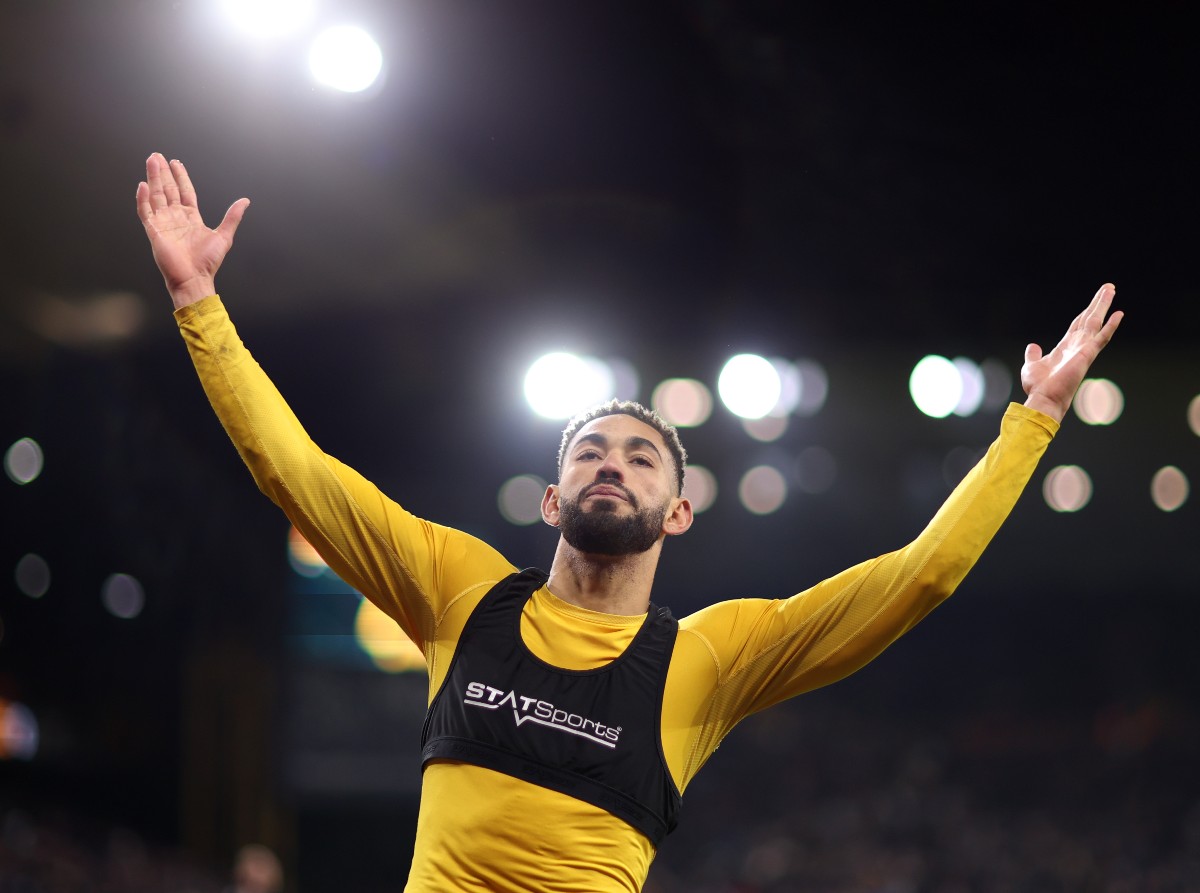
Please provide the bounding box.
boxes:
[136,153,249,309]
[1022,283,1123,423]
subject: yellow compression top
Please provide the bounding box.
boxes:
[177,296,1059,892]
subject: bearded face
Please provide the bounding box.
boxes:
[557,483,667,556]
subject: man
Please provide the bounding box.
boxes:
[136,152,1122,892]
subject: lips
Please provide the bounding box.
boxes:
[583,483,631,503]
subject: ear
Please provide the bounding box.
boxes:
[662,496,693,537]
[541,484,561,527]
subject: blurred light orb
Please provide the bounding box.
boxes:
[719,354,781,420]
[738,465,788,515]
[309,25,384,93]
[1150,466,1189,512]
[1043,465,1093,513]
[498,474,547,526]
[652,378,712,427]
[219,0,316,39]
[15,554,50,599]
[0,700,39,761]
[525,352,615,420]
[1189,395,1200,437]
[606,357,640,402]
[980,358,1013,410]
[287,525,328,578]
[743,415,788,442]
[769,359,800,416]
[793,360,829,416]
[102,573,145,620]
[355,598,426,673]
[5,438,43,485]
[1074,378,1124,425]
[909,355,962,419]
[952,357,985,416]
[682,464,717,514]
[794,446,837,494]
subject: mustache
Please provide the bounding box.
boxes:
[581,481,638,507]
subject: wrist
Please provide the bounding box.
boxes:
[1023,392,1066,424]
[169,277,217,311]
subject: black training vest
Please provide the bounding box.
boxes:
[420,568,682,845]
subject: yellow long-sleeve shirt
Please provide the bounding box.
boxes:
[177,296,1058,892]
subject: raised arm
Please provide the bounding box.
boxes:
[136,153,250,309]
[674,285,1124,765]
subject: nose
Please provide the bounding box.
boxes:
[595,454,625,481]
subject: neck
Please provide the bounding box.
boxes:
[544,538,661,615]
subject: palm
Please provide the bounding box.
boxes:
[1021,284,1123,419]
[136,153,248,307]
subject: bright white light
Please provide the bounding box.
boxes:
[682,465,717,514]
[309,25,384,93]
[219,0,316,39]
[498,474,548,526]
[15,554,50,599]
[524,352,616,420]
[102,573,145,619]
[5,438,43,484]
[952,358,985,416]
[1074,379,1124,425]
[909,355,962,419]
[1043,465,1093,513]
[718,354,781,420]
[652,378,713,427]
[1150,466,1189,512]
[738,465,788,515]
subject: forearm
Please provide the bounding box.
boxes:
[175,295,442,644]
[697,402,1059,715]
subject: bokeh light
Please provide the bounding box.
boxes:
[980,358,1013,411]
[1150,466,1189,512]
[1187,395,1200,437]
[1073,379,1124,425]
[101,573,145,620]
[498,474,547,526]
[952,358,985,416]
[0,700,39,761]
[288,525,329,578]
[742,415,788,442]
[1043,465,1093,513]
[738,465,788,515]
[793,360,829,416]
[682,464,717,514]
[5,438,44,484]
[652,378,713,427]
[794,446,837,494]
[909,356,961,419]
[524,352,616,420]
[15,554,50,599]
[354,598,426,673]
[309,25,385,93]
[718,354,781,420]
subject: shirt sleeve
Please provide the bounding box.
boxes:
[175,296,515,654]
[677,403,1057,757]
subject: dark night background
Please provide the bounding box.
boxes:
[1,1,1197,890]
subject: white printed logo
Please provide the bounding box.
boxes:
[463,681,622,748]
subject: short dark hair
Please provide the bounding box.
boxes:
[558,400,688,496]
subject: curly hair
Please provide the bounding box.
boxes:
[557,400,688,496]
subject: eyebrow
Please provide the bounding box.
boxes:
[574,432,664,463]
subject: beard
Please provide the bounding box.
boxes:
[558,486,667,556]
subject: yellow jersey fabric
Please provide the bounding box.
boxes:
[176,296,1059,892]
